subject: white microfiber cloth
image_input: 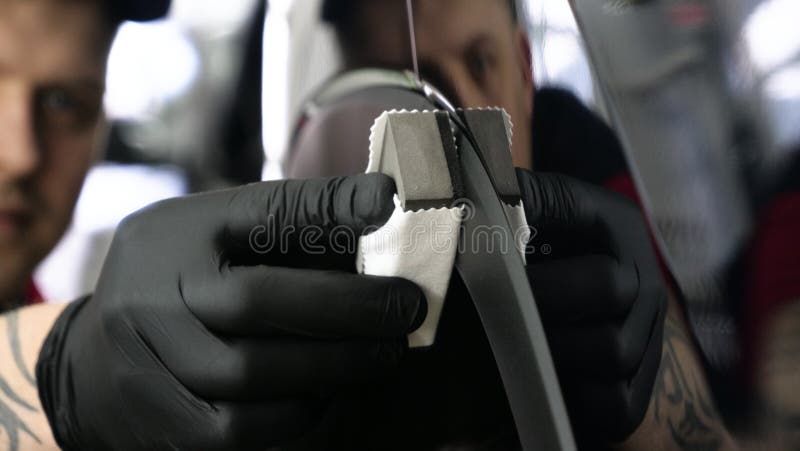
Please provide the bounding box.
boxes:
[357,110,461,348]
[356,196,462,348]
[505,201,531,263]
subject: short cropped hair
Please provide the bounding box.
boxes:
[322,0,518,26]
[322,0,520,68]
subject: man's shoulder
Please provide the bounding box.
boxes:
[532,87,629,186]
[773,151,800,194]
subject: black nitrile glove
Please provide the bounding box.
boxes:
[517,169,667,445]
[37,174,427,451]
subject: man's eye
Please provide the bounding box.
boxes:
[37,88,101,132]
[41,89,77,111]
[469,54,490,79]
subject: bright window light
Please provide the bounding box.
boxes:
[105,21,200,120]
[261,0,293,180]
[745,0,800,73]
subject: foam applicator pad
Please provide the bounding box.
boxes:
[357,108,530,347]
[458,108,519,201]
[366,110,463,210]
[358,110,463,347]
[458,108,530,262]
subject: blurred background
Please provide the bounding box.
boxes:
[35,0,800,310]
[34,0,599,302]
[36,0,268,301]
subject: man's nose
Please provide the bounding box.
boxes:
[0,87,40,182]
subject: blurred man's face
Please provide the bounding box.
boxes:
[354,0,535,168]
[0,0,110,303]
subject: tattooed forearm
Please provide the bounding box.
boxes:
[652,316,725,451]
[1,310,41,449]
[0,400,40,451]
[7,312,36,386]
[755,299,800,450]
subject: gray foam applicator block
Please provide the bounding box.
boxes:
[369,110,462,211]
[458,108,520,203]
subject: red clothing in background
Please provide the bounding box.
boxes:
[25,281,44,306]
[742,191,800,382]
[532,88,800,387]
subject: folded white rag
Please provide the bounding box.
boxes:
[357,196,462,348]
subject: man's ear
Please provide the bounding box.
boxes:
[515,27,535,116]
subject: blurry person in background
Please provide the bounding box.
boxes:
[0,1,431,450]
[0,0,116,313]
[0,0,167,446]
[286,0,799,449]
[286,0,703,449]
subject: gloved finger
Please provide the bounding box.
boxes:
[219,174,397,256]
[516,169,607,229]
[526,255,638,323]
[182,265,427,338]
[562,303,665,443]
[516,169,654,270]
[210,400,325,451]
[526,222,608,262]
[545,283,661,378]
[179,339,407,401]
[127,301,409,402]
[562,377,641,444]
[130,398,323,451]
[108,361,322,450]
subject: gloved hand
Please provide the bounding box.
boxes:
[516,169,667,444]
[36,174,427,451]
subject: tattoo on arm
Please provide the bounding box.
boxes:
[7,312,36,385]
[758,299,800,449]
[1,310,41,450]
[652,316,724,451]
